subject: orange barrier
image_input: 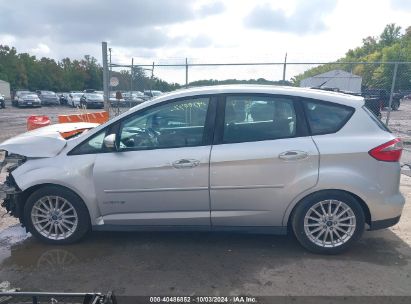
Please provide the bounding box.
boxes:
[60,128,90,139]
[27,115,51,131]
[58,111,109,124]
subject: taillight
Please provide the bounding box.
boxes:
[369,138,403,162]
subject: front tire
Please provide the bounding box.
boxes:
[292,191,365,254]
[24,186,91,244]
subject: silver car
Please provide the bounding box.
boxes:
[0,85,405,254]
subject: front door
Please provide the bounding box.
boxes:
[93,96,214,227]
[210,94,319,228]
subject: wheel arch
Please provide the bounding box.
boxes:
[285,189,371,230]
[19,183,92,225]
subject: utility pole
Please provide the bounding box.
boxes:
[150,62,155,93]
[108,47,112,99]
[130,58,134,92]
[386,62,399,125]
[282,52,287,83]
[185,58,188,88]
[102,42,109,113]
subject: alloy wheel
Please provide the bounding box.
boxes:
[31,195,78,240]
[303,200,356,248]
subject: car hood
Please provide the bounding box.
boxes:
[0,122,98,158]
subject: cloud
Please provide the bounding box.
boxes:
[391,0,411,11]
[197,1,225,17]
[0,0,217,48]
[244,0,337,34]
[30,43,51,56]
[186,34,214,48]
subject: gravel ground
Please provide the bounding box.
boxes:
[0,99,411,296]
[0,101,105,142]
[383,99,411,144]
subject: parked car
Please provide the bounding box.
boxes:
[58,92,70,105]
[122,92,145,106]
[132,91,145,99]
[0,85,405,254]
[362,88,402,111]
[0,94,5,108]
[143,90,162,99]
[80,93,104,109]
[13,92,42,108]
[69,92,84,107]
[37,90,59,106]
[12,90,31,106]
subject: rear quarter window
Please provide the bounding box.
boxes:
[362,105,391,132]
[304,100,354,135]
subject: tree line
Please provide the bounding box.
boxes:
[292,24,411,91]
[0,46,103,92]
[0,45,180,93]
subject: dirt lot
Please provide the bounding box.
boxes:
[0,100,411,296]
[0,102,104,143]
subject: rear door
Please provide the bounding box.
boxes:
[210,94,319,228]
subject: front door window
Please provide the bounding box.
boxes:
[119,97,210,151]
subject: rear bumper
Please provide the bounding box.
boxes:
[41,99,59,105]
[369,191,405,223]
[18,102,41,107]
[369,215,401,230]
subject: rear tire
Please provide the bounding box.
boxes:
[24,186,91,244]
[292,190,365,254]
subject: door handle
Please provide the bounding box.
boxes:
[172,159,200,169]
[279,151,309,161]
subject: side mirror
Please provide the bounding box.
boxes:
[103,134,117,150]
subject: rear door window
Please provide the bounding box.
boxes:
[304,100,354,135]
[222,95,297,144]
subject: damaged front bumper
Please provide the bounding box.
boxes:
[0,151,26,224]
[0,174,20,199]
[0,173,25,225]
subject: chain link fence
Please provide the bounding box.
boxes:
[102,44,411,163]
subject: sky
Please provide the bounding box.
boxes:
[0,0,410,84]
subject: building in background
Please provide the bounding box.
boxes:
[0,80,11,100]
[300,70,362,93]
